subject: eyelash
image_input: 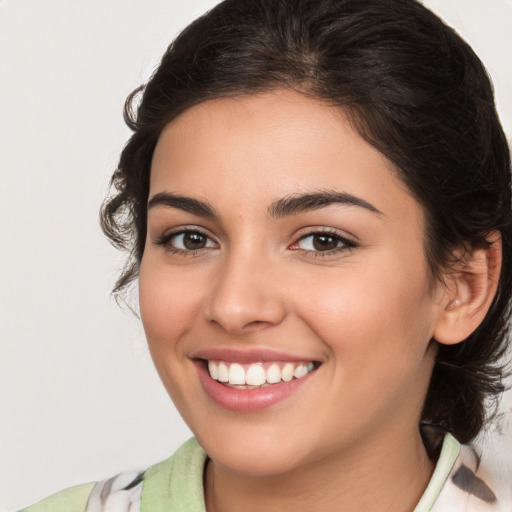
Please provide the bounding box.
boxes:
[154,228,218,257]
[290,229,357,259]
[154,228,357,258]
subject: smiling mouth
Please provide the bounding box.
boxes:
[203,360,319,389]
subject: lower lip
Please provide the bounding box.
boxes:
[195,361,314,412]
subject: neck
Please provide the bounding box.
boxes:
[205,427,434,512]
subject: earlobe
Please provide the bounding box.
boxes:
[433,232,502,346]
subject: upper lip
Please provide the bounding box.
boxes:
[191,348,319,364]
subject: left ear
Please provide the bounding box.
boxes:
[433,231,502,346]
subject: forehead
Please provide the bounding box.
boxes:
[150,89,418,221]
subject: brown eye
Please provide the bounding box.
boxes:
[312,234,338,251]
[162,230,217,251]
[293,231,356,255]
[182,232,208,250]
[297,233,343,251]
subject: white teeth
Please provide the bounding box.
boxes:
[293,364,308,379]
[266,363,281,384]
[207,360,316,386]
[281,363,294,382]
[208,360,218,380]
[228,363,246,385]
[246,364,267,386]
[218,362,229,382]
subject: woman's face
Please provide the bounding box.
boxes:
[139,89,445,476]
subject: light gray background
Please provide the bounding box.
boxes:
[1,1,511,510]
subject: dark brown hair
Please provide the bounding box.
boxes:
[101,0,512,443]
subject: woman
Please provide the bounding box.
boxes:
[20,0,511,511]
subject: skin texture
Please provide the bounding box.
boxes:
[138,89,501,512]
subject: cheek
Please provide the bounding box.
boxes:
[290,259,437,435]
[138,257,205,353]
[138,257,209,413]
[292,253,436,370]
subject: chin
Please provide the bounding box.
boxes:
[195,421,325,478]
[208,444,305,477]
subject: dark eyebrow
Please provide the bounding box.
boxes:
[269,191,382,218]
[147,192,218,219]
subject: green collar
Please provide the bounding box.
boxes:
[141,434,461,512]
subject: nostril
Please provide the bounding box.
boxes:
[205,306,285,335]
[202,268,288,333]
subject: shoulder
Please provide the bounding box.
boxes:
[18,470,146,512]
[19,482,96,512]
[18,438,207,512]
[428,434,506,512]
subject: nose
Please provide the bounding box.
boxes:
[203,252,287,335]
